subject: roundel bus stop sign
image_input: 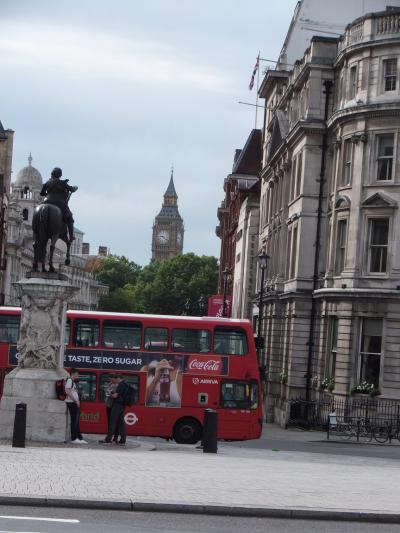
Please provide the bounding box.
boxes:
[124,412,138,426]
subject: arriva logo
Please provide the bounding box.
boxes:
[192,377,218,385]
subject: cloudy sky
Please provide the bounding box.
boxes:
[0,0,297,265]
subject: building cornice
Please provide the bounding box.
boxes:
[328,102,400,128]
[314,287,400,301]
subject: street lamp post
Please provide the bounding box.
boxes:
[256,252,270,373]
[198,295,206,316]
[221,267,232,318]
[182,298,191,316]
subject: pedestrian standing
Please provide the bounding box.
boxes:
[65,368,87,444]
[99,375,127,445]
[104,374,119,443]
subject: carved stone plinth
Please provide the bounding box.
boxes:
[0,274,78,442]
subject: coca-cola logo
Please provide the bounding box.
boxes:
[187,356,222,375]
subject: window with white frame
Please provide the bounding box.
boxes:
[328,317,338,379]
[335,219,347,274]
[368,218,389,273]
[285,228,291,280]
[377,134,394,181]
[290,157,297,201]
[358,318,382,388]
[341,139,352,185]
[290,225,298,279]
[295,152,303,197]
[349,65,357,99]
[383,58,397,92]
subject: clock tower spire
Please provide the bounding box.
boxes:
[151,167,184,261]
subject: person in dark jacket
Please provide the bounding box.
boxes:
[99,375,127,445]
[40,167,78,242]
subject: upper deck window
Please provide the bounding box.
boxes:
[103,320,141,350]
[172,329,211,353]
[214,327,248,355]
[73,319,100,347]
[144,328,168,351]
[0,315,20,343]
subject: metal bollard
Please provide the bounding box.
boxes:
[203,408,218,454]
[12,402,26,448]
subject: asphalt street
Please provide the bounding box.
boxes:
[0,507,399,533]
[218,423,400,460]
[139,423,400,459]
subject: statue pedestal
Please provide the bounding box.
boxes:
[0,274,78,443]
[0,369,69,441]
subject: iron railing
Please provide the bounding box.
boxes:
[287,397,400,430]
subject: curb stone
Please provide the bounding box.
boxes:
[0,495,399,523]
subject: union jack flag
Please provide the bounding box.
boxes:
[248,54,260,91]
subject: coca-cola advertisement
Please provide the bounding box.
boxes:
[185,355,224,376]
[208,294,231,317]
[185,355,229,376]
[142,355,184,408]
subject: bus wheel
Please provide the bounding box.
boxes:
[173,417,202,444]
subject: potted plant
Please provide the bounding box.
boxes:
[319,376,335,392]
[351,381,381,398]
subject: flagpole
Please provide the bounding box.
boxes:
[255,51,260,129]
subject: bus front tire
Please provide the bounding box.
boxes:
[173,417,202,445]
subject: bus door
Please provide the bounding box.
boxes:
[218,380,260,439]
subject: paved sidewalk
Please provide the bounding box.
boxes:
[0,435,399,521]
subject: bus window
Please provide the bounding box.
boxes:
[103,320,141,350]
[214,327,248,355]
[76,372,97,401]
[64,319,70,346]
[74,320,100,347]
[0,315,20,343]
[172,329,211,353]
[144,328,168,351]
[99,373,139,404]
[221,381,258,409]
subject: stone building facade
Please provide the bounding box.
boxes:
[151,170,184,261]
[4,156,107,310]
[255,9,400,424]
[0,122,14,304]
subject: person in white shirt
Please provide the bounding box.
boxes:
[65,368,87,444]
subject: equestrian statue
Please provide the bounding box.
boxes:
[32,167,78,273]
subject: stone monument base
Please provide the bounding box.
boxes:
[0,367,69,442]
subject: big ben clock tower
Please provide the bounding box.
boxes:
[151,168,184,261]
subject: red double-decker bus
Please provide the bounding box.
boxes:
[0,307,262,444]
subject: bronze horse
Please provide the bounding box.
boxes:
[32,203,71,273]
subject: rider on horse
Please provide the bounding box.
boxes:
[40,167,78,242]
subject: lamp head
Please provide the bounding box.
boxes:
[257,252,270,270]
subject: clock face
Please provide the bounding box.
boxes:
[177,232,182,245]
[157,229,170,244]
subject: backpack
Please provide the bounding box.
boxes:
[122,383,136,406]
[55,379,67,401]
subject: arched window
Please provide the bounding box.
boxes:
[22,209,29,221]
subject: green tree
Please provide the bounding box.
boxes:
[131,253,218,315]
[95,255,141,292]
[98,286,136,313]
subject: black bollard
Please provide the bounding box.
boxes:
[203,408,218,454]
[12,402,26,448]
